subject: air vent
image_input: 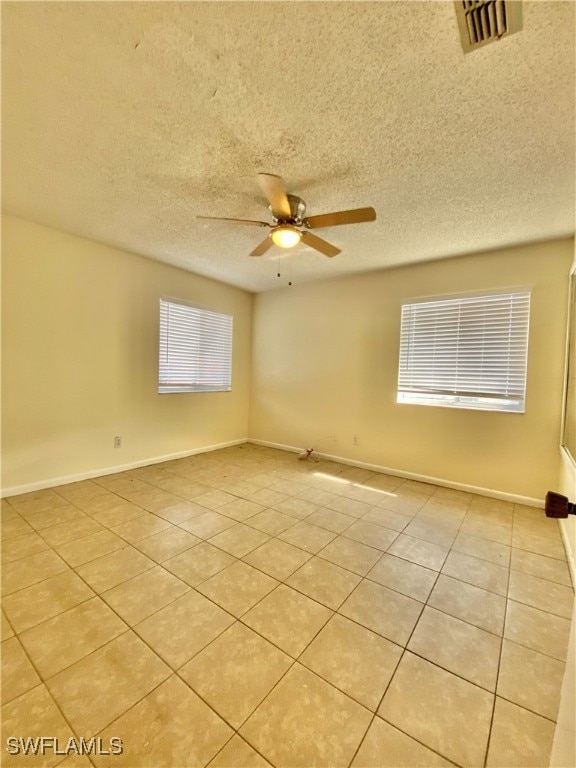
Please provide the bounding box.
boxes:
[455,1,522,53]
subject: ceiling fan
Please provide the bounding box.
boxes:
[198,173,376,258]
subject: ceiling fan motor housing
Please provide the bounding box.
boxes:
[270,194,306,224]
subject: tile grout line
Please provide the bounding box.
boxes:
[2,633,99,768]
[2,447,570,768]
[3,541,568,646]
[482,527,514,768]
[4,504,569,660]
[348,493,473,767]
[11,542,252,758]
[346,567,447,766]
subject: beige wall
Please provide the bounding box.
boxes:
[1,215,253,492]
[250,239,574,501]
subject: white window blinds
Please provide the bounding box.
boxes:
[159,299,233,393]
[397,290,531,412]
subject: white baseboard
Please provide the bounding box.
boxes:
[6,437,573,571]
[250,439,304,456]
[249,438,544,508]
[1,435,546,510]
[1,439,249,498]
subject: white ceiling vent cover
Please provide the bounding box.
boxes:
[455,1,523,53]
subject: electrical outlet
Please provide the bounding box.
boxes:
[353,435,359,446]
[114,436,122,448]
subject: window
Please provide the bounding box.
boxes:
[397,290,531,412]
[159,298,232,393]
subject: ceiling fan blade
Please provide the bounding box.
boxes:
[257,173,291,219]
[300,231,341,258]
[303,207,376,229]
[197,216,270,227]
[250,236,274,257]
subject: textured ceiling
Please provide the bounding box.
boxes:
[2,1,575,292]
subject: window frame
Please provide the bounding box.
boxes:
[158,297,233,394]
[396,288,531,414]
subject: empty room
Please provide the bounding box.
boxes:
[1,2,575,767]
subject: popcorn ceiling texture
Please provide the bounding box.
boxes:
[2,1,574,292]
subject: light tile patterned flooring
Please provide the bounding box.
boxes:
[1,444,573,768]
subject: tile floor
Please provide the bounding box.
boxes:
[1,443,573,768]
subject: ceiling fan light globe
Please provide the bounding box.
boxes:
[271,226,301,249]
